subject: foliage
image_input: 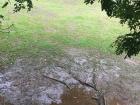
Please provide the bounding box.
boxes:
[113,32,140,58]
[0,0,33,20]
[85,0,140,57]
[2,0,33,12]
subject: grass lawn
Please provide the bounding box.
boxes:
[0,0,129,66]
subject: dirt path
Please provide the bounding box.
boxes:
[0,48,140,105]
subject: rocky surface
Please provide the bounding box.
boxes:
[0,48,140,105]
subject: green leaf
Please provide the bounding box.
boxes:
[0,15,4,19]
[2,2,9,8]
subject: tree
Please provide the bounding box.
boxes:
[1,0,140,57]
[85,0,140,58]
[2,0,33,12]
[0,0,33,32]
[0,0,33,21]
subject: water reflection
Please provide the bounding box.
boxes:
[50,87,125,105]
[51,87,97,105]
[0,87,126,105]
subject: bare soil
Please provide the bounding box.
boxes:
[0,48,140,105]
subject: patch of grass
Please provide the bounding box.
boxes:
[0,0,129,66]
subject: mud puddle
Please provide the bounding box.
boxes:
[0,87,125,105]
[0,48,140,105]
[51,87,125,105]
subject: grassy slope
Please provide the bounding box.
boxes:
[0,0,129,66]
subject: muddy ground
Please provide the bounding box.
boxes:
[0,48,140,105]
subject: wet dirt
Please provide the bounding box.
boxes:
[0,48,140,105]
[50,87,97,105]
[0,87,126,105]
[51,87,125,105]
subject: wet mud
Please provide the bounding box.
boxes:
[0,48,140,105]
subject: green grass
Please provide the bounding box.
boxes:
[0,0,129,66]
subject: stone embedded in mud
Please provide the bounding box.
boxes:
[100,59,107,65]
[65,78,78,84]
[36,84,64,105]
[74,57,88,65]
